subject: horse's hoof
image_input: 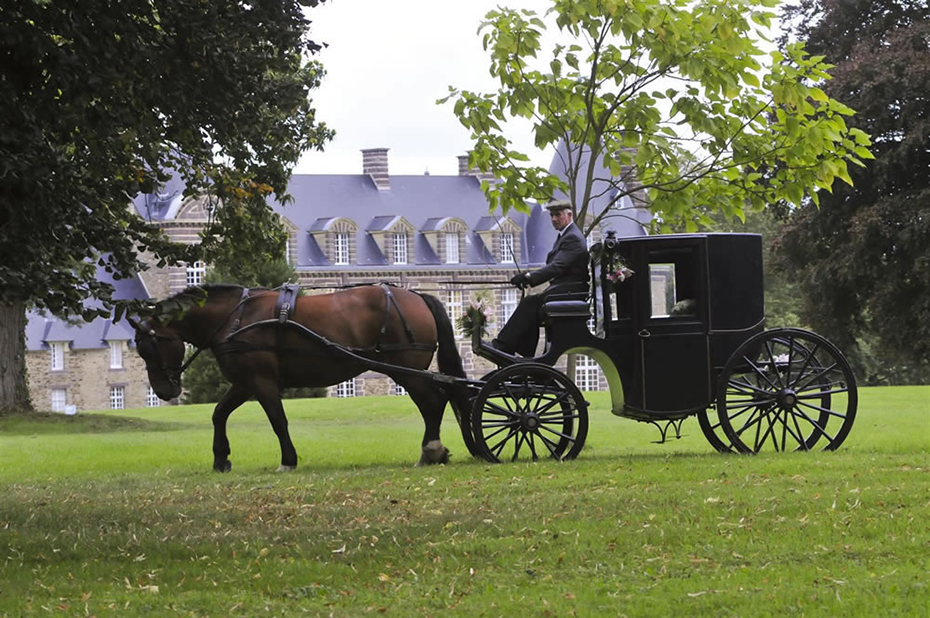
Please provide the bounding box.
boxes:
[213,460,232,473]
[276,464,297,472]
[417,441,451,466]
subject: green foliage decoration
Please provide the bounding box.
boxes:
[440,0,873,235]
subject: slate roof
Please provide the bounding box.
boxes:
[25,265,149,352]
[132,169,187,223]
[270,173,534,268]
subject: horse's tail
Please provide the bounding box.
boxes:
[418,293,480,457]
[418,293,466,379]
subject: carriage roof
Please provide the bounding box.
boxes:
[608,232,764,331]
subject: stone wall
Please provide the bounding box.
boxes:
[26,340,156,412]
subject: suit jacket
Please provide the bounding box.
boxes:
[526,221,589,288]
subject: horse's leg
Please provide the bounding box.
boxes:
[253,381,299,471]
[212,383,249,472]
[403,378,451,466]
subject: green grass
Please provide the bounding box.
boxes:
[0,386,927,616]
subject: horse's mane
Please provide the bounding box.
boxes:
[164,283,247,304]
[155,284,258,320]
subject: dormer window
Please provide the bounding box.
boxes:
[500,233,515,264]
[422,217,466,265]
[334,232,350,265]
[310,217,357,266]
[393,233,408,265]
[445,232,460,264]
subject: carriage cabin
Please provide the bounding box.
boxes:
[570,233,765,420]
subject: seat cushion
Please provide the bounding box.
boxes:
[542,300,591,319]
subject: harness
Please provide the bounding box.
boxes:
[212,283,436,360]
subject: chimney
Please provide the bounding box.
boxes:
[361,148,390,190]
[457,155,471,176]
[458,153,496,183]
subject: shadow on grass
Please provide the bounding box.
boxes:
[0,411,186,436]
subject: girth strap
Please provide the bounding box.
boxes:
[378,283,418,352]
[274,284,300,324]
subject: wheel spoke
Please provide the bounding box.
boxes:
[534,389,572,416]
[530,378,557,414]
[538,413,582,424]
[480,419,520,429]
[788,407,836,443]
[538,424,578,443]
[490,428,518,458]
[790,411,810,451]
[733,407,764,438]
[724,396,777,409]
[510,432,525,462]
[534,430,560,457]
[793,362,839,393]
[795,383,849,398]
[483,399,519,418]
[796,399,848,421]
[727,377,773,397]
[786,342,820,389]
[763,340,785,389]
[743,356,781,391]
[527,432,539,460]
[481,422,516,442]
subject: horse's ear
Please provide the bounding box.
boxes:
[125,315,140,331]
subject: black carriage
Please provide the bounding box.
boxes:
[462,232,858,462]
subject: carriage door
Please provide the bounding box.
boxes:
[638,240,711,414]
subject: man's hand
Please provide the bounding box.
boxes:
[510,273,530,289]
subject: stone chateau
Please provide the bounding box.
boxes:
[26,147,649,412]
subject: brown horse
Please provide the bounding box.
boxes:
[128,284,471,471]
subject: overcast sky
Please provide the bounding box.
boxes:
[294,0,551,177]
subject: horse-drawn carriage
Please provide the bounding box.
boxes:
[130,233,857,470]
[463,232,857,461]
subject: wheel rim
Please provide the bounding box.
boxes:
[472,365,588,463]
[717,329,857,453]
[697,408,735,453]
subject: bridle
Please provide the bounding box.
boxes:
[129,288,253,389]
[133,320,199,392]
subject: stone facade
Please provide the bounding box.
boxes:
[25,148,638,411]
[26,340,158,412]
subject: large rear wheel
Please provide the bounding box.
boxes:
[471,363,588,463]
[717,328,857,453]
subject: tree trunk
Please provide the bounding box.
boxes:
[0,300,32,414]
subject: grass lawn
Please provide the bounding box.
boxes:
[0,386,927,616]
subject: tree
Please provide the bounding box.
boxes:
[0,1,333,413]
[441,0,872,236]
[772,0,930,381]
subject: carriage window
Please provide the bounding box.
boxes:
[648,250,698,319]
[649,263,677,317]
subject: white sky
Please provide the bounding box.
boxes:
[294,0,552,177]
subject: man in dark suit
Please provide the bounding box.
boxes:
[491,200,589,357]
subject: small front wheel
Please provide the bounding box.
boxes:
[471,363,589,463]
[717,328,858,453]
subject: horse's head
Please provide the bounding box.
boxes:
[127,316,185,401]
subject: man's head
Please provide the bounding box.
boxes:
[546,200,573,232]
